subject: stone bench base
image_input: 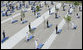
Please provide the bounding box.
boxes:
[12,20,18,23]
[37,43,44,49]
[21,20,28,24]
[1,36,9,43]
[47,24,52,28]
[27,35,34,41]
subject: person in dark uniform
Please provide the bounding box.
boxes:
[55,13,57,18]
[22,1,25,7]
[68,9,70,14]
[39,4,41,8]
[47,20,49,28]
[76,13,80,18]
[33,2,35,6]
[33,7,36,15]
[6,3,8,7]
[48,5,49,8]
[31,6,33,10]
[56,24,58,34]
[5,10,8,16]
[44,1,47,5]
[16,5,18,10]
[12,5,14,11]
[20,17,23,22]
[9,4,12,10]
[2,30,5,39]
[63,6,65,11]
[79,6,82,11]
[76,13,78,16]
[51,1,54,5]
[19,3,21,8]
[29,23,31,32]
[28,1,30,5]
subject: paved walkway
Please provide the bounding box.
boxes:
[1,1,82,49]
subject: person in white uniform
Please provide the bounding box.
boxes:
[35,38,38,49]
[26,32,30,41]
[79,6,82,11]
[71,22,77,29]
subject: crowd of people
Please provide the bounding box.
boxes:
[1,1,82,49]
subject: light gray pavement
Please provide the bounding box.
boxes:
[1,1,53,40]
[12,7,63,49]
[1,1,56,40]
[49,4,82,49]
[12,2,68,49]
[49,16,82,49]
[1,1,82,49]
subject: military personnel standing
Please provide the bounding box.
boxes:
[2,30,6,39]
